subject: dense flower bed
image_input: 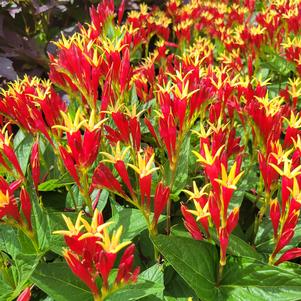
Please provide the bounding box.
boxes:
[1,0,301,300]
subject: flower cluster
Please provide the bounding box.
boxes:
[55,209,139,300]
[1,0,301,299]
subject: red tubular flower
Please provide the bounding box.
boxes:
[66,129,101,168]
[92,163,125,196]
[49,41,103,109]
[17,287,31,301]
[275,248,301,266]
[144,118,160,145]
[0,77,64,143]
[89,0,115,38]
[209,193,220,230]
[59,146,80,186]
[226,208,239,234]
[0,177,21,223]
[95,251,117,289]
[273,229,294,255]
[20,188,32,230]
[282,211,299,234]
[181,204,203,240]
[55,210,139,299]
[270,199,280,238]
[153,182,170,226]
[116,244,140,284]
[30,141,40,189]
[129,117,141,152]
[118,0,126,25]
[158,114,177,164]
[114,160,134,195]
[106,112,141,151]
[64,250,99,296]
[139,174,152,208]
[119,48,132,93]
[0,132,24,179]
[258,150,279,193]
[219,228,229,266]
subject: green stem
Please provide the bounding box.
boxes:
[81,172,93,214]
[216,261,224,286]
[67,185,78,211]
[166,163,176,235]
[252,190,270,244]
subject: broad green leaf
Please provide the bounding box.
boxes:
[110,208,165,241]
[29,189,51,251]
[31,262,93,301]
[139,264,164,299]
[38,173,74,191]
[96,189,109,212]
[164,265,198,300]
[0,228,40,300]
[0,226,20,257]
[0,280,13,301]
[218,257,301,301]
[140,264,164,285]
[172,134,191,195]
[106,266,164,301]
[260,49,296,76]
[13,129,34,175]
[170,223,191,239]
[106,281,163,301]
[227,234,263,261]
[10,254,40,299]
[154,235,301,301]
[153,235,219,300]
[164,134,191,198]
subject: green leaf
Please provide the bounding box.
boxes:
[164,265,198,300]
[218,257,301,301]
[153,235,219,300]
[95,189,109,212]
[170,223,191,239]
[110,208,165,241]
[139,264,164,299]
[227,234,263,261]
[110,208,148,241]
[0,226,20,257]
[29,189,51,251]
[106,265,164,301]
[13,129,34,175]
[260,46,296,76]
[0,280,13,301]
[0,226,40,300]
[11,254,40,299]
[31,262,93,301]
[38,173,74,191]
[154,235,301,301]
[164,134,191,198]
[106,281,163,301]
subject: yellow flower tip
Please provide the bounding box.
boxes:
[0,190,10,208]
[215,162,244,189]
[128,151,159,177]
